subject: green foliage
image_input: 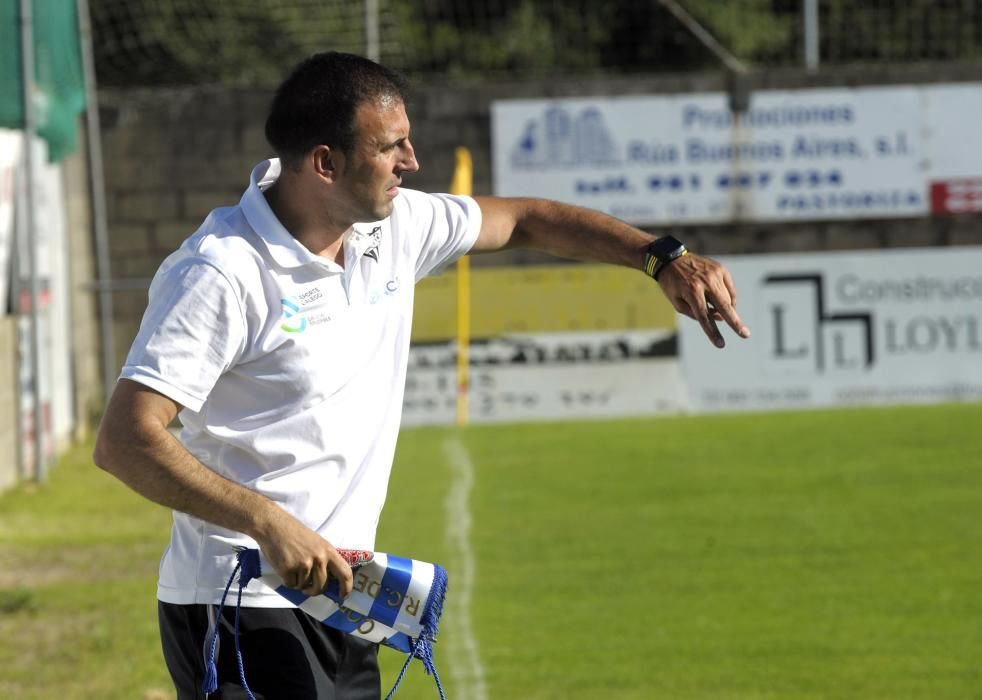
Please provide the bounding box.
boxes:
[390,0,619,77]
[89,0,982,87]
[90,0,368,86]
[687,0,796,58]
[388,0,758,76]
[827,0,982,61]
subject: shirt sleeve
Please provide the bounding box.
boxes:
[120,258,247,412]
[398,190,483,282]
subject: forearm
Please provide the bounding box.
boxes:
[472,195,750,347]
[95,407,352,595]
[96,380,352,595]
[472,196,652,269]
[93,413,280,542]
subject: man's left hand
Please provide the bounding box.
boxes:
[657,253,751,348]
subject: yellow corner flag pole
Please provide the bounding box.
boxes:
[449,147,473,426]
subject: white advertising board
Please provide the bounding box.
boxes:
[679,247,982,412]
[402,330,687,425]
[0,129,18,312]
[12,136,69,471]
[492,83,982,224]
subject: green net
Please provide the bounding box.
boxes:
[0,0,86,162]
[86,0,982,88]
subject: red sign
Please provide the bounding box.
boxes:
[930,179,982,214]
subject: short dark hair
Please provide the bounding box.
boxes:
[264,52,410,166]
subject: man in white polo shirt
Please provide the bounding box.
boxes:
[94,52,750,699]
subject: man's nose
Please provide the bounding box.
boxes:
[401,141,420,173]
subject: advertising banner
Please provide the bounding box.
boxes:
[492,83,982,224]
[13,136,64,472]
[679,247,982,412]
[402,330,686,425]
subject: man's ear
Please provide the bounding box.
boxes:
[311,145,344,182]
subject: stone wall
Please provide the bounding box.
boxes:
[98,63,982,371]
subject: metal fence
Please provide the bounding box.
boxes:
[90,0,982,86]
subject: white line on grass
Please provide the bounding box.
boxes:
[443,435,488,700]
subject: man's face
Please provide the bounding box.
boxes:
[337,97,419,223]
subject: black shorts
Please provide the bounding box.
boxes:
[159,601,381,700]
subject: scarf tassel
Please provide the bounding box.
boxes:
[200,556,257,699]
[386,562,448,699]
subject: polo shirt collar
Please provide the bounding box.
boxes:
[240,158,390,270]
[240,158,324,270]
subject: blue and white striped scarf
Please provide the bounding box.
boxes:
[202,548,448,699]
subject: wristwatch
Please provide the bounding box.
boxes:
[643,235,688,281]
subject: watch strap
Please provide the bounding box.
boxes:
[643,239,688,280]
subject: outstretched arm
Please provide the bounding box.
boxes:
[93,379,353,597]
[472,196,751,348]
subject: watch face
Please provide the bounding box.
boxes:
[649,236,684,261]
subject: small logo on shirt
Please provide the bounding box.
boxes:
[368,277,401,305]
[364,226,382,262]
[298,287,323,304]
[280,297,308,333]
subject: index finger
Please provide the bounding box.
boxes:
[685,290,726,348]
[707,272,750,339]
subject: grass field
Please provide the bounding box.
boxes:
[1,403,980,699]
